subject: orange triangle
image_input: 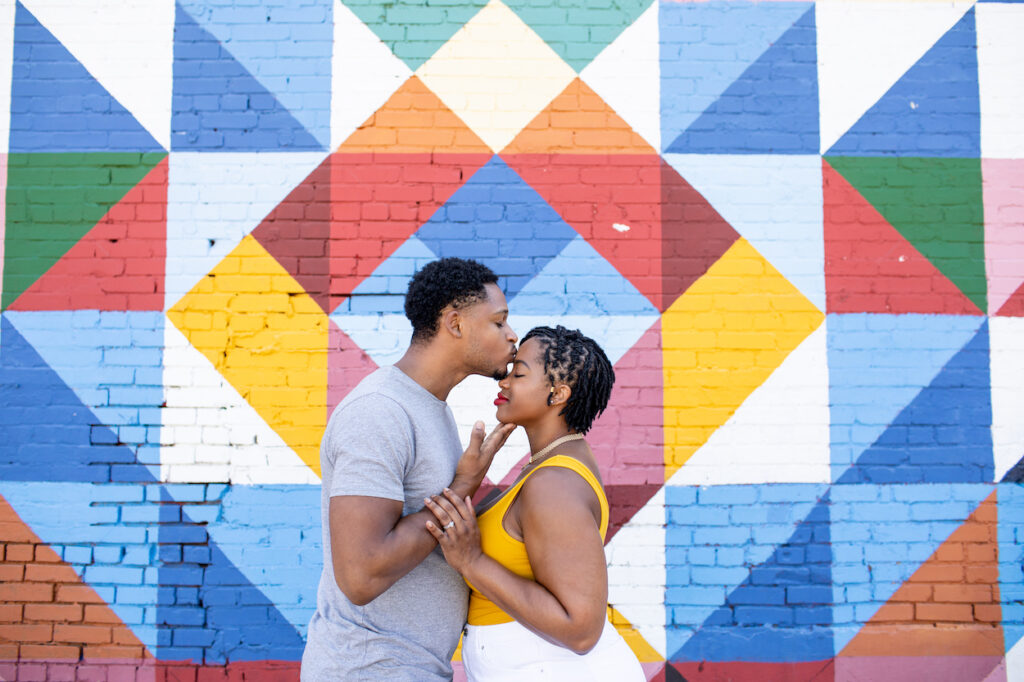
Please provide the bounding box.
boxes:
[997,280,1024,317]
[9,158,168,312]
[823,159,981,315]
[0,494,151,661]
[840,490,1003,657]
[338,76,491,154]
[501,78,656,155]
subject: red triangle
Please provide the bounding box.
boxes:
[0,493,151,661]
[840,490,1003,658]
[997,280,1024,317]
[251,155,332,313]
[328,152,491,311]
[823,159,981,315]
[9,158,167,311]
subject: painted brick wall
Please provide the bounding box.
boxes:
[1,1,1023,681]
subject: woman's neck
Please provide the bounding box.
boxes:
[524,422,575,461]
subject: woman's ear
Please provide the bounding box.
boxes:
[548,383,571,407]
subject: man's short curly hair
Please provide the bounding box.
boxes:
[405,258,499,342]
[521,325,615,434]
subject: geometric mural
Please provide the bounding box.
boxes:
[2,0,1023,680]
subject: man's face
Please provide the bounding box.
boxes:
[461,283,518,380]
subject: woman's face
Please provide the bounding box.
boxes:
[494,337,553,425]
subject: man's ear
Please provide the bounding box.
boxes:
[441,308,462,339]
[549,383,571,407]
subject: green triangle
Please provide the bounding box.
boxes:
[825,156,986,312]
[341,0,488,71]
[3,152,166,310]
[504,0,653,72]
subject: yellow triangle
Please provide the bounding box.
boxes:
[608,605,663,662]
[167,235,328,477]
[662,238,824,480]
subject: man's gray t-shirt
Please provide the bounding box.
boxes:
[302,366,467,681]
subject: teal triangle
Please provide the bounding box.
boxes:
[665,6,818,154]
[504,0,654,72]
[341,0,488,71]
[9,1,163,152]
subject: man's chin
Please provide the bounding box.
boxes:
[490,368,509,382]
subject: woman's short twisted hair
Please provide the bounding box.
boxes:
[405,258,498,342]
[522,325,615,434]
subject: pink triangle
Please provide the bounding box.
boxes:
[824,159,981,315]
[10,158,167,311]
[327,319,379,419]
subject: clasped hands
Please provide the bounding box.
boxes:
[424,488,483,575]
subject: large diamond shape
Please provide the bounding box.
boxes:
[415,0,577,153]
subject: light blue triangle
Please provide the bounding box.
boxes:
[177,0,332,149]
[5,311,164,454]
[664,154,824,311]
[659,0,812,153]
[827,313,986,483]
[998,483,1024,652]
[830,483,995,653]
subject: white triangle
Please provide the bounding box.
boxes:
[817,0,973,153]
[668,321,829,486]
[0,0,14,155]
[664,153,825,311]
[21,0,174,150]
[978,4,1024,159]
[165,151,328,308]
[605,487,665,657]
[332,0,413,150]
[161,322,319,485]
[579,1,660,151]
[991,317,1024,481]
[1008,633,1024,682]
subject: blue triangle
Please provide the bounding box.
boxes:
[6,311,165,458]
[172,3,323,151]
[828,9,980,157]
[414,157,578,300]
[998,483,1024,653]
[838,321,993,484]
[8,2,163,152]
[828,313,985,483]
[0,315,141,483]
[671,495,833,663]
[659,1,812,153]
[159,493,307,662]
[665,6,819,155]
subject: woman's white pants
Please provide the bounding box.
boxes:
[462,619,645,682]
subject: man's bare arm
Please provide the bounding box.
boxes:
[329,421,514,605]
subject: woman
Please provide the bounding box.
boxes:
[424,326,645,681]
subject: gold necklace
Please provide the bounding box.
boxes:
[528,433,585,465]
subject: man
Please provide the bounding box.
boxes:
[301,258,518,681]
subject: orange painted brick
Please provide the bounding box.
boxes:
[0,564,25,581]
[916,603,974,622]
[24,603,83,623]
[966,565,1000,584]
[55,585,103,603]
[896,584,933,602]
[975,604,1003,622]
[933,584,992,603]
[0,623,53,642]
[84,605,123,624]
[0,604,23,622]
[53,624,112,644]
[966,545,997,562]
[82,644,146,659]
[934,543,964,561]
[5,543,34,562]
[19,644,80,660]
[914,564,964,583]
[0,643,18,658]
[0,583,53,603]
[33,546,61,563]
[112,628,143,645]
[24,563,78,583]
[870,603,915,622]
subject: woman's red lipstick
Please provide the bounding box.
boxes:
[494,394,509,406]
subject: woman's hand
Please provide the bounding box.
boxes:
[424,488,483,575]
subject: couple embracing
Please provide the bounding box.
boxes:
[301,258,644,681]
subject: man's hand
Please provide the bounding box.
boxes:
[451,421,515,498]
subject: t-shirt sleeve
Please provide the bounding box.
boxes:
[326,395,414,502]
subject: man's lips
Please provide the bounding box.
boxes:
[494,394,509,406]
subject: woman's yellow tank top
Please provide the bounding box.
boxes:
[467,454,609,626]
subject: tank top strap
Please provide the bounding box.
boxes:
[531,455,609,540]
